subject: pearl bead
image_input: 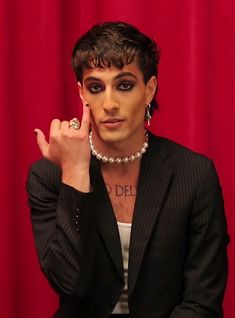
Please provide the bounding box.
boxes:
[109,157,115,164]
[97,154,102,160]
[102,156,108,162]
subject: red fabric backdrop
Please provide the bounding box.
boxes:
[0,0,234,317]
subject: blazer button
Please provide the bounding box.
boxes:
[75,225,81,232]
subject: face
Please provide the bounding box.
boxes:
[79,61,157,153]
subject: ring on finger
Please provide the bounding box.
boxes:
[69,118,80,130]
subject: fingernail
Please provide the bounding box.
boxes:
[34,130,38,136]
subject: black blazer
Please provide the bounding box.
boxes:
[26,134,229,318]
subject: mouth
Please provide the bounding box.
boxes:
[102,117,124,123]
[101,117,125,129]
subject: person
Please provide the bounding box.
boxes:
[26,21,229,318]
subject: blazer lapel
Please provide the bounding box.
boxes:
[90,160,124,281]
[128,136,173,297]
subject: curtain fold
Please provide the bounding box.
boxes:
[0,0,234,317]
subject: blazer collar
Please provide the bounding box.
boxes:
[128,134,173,296]
[90,159,124,280]
[90,134,173,290]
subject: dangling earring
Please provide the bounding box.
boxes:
[145,104,152,126]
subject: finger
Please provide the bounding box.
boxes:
[34,129,49,157]
[80,102,90,133]
[61,120,69,133]
[50,119,61,137]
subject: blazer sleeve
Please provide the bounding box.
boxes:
[26,159,92,297]
[170,160,229,318]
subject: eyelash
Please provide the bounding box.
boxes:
[88,84,103,93]
[118,81,135,91]
[87,81,135,94]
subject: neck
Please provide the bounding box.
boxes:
[101,155,141,173]
[89,130,148,165]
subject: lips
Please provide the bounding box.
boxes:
[102,118,124,123]
[101,117,125,129]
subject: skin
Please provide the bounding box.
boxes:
[79,62,156,158]
[35,61,157,206]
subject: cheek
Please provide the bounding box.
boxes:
[89,112,98,131]
[128,98,146,117]
[89,105,102,127]
[83,90,101,105]
[87,93,104,112]
[90,106,98,120]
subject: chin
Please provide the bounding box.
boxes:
[98,129,128,145]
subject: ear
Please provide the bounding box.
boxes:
[77,82,85,103]
[145,76,157,104]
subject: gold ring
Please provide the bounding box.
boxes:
[69,118,80,130]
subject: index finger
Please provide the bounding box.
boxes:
[79,102,90,133]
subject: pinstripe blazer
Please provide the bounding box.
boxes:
[26,133,229,318]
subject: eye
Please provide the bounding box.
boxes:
[117,81,135,91]
[88,83,103,94]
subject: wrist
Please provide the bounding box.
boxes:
[62,165,90,192]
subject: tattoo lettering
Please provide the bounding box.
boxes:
[106,183,112,194]
[105,184,136,196]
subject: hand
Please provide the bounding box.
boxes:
[34,103,91,191]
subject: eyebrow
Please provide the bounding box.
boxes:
[84,72,137,84]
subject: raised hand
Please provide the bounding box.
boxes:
[34,103,91,192]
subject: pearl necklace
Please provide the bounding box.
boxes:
[88,131,149,164]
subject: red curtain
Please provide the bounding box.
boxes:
[0,0,234,317]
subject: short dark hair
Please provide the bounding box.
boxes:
[72,21,160,111]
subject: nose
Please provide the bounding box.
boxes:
[102,90,119,113]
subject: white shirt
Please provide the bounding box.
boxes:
[112,221,132,314]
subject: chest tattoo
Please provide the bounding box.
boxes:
[106,183,137,197]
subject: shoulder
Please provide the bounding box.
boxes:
[149,133,218,185]
[150,132,212,166]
